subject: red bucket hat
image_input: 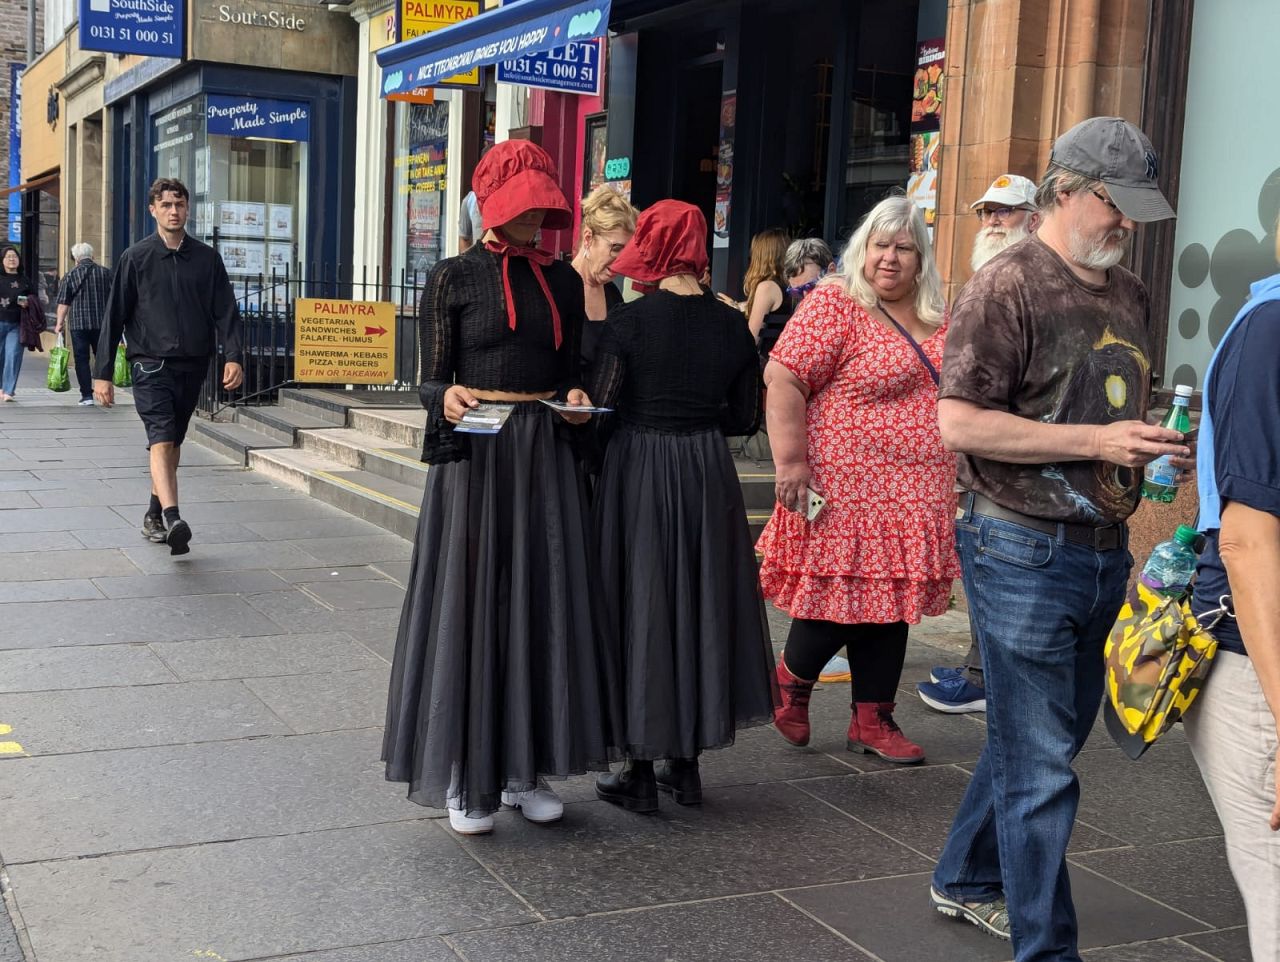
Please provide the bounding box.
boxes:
[610,200,709,287]
[473,139,572,232]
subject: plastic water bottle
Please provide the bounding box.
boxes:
[1141,385,1193,503]
[1139,525,1201,597]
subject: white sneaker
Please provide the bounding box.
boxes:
[447,807,494,835]
[501,787,564,823]
[78,398,94,406]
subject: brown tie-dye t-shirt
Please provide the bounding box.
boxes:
[939,237,1152,525]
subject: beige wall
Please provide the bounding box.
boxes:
[58,25,109,271]
[20,39,66,182]
[935,0,1151,299]
[192,0,359,75]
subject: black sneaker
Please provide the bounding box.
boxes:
[166,519,192,556]
[142,514,167,544]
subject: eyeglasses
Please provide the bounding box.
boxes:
[1090,188,1121,214]
[976,206,1018,222]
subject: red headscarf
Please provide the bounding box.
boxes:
[609,200,709,291]
[473,140,572,348]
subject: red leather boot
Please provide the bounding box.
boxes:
[774,659,817,746]
[848,702,925,764]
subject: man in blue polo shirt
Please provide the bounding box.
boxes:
[1185,235,1280,961]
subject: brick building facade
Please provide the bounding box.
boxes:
[0,0,43,187]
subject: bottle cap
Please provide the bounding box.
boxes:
[1173,524,1200,546]
[1173,385,1194,398]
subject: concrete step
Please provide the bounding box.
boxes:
[235,405,341,445]
[276,388,353,427]
[348,407,427,449]
[248,447,424,540]
[188,416,293,466]
[297,427,428,489]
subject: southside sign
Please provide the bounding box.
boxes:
[79,0,184,58]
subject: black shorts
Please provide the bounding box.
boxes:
[130,357,209,448]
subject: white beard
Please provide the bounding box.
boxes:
[970,224,1030,271]
[1068,226,1131,271]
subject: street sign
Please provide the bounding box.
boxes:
[79,0,184,59]
[294,299,397,384]
[497,39,603,95]
[399,0,480,86]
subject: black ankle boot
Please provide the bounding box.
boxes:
[595,759,659,814]
[655,757,702,805]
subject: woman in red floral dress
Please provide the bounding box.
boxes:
[757,195,959,763]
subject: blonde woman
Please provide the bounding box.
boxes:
[757,195,958,763]
[571,185,638,366]
[742,228,789,341]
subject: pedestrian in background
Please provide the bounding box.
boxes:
[571,184,637,368]
[0,244,36,402]
[929,118,1188,956]
[1184,222,1280,962]
[760,237,834,362]
[95,178,244,556]
[382,140,621,837]
[589,200,776,813]
[917,172,1040,716]
[743,227,789,342]
[760,195,957,765]
[56,242,113,406]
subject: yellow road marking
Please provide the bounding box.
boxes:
[0,743,26,755]
[313,470,418,513]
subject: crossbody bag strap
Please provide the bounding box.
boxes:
[876,300,940,386]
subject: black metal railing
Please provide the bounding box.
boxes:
[198,264,429,417]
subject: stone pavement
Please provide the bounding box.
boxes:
[0,358,1252,962]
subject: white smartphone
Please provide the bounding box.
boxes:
[804,487,827,522]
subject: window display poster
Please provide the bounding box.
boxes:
[584,113,607,196]
[220,201,267,238]
[908,130,941,237]
[713,91,736,248]
[222,241,266,275]
[403,101,450,273]
[911,39,945,133]
[269,204,294,240]
[267,244,293,274]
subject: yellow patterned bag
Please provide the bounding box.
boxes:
[1102,581,1231,759]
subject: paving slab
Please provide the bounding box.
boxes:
[1179,925,1253,961]
[454,782,931,919]
[120,540,325,575]
[782,867,1205,962]
[245,592,402,637]
[1074,745,1219,845]
[244,517,388,540]
[0,593,284,649]
[93,569,286,600]
[0,729,424,863]
[1081,939,1222,960]
[450,893,874,962]
[795,765,1128,859]
[0,548,140,582]
[0,678,290,755]
[244,667,390,733]
[371,560,412,584]
[0,530,81,552]
[0,490,36,508]
[28,483,137,508]
[1071,837,1245,929]
[256,941,462,962]
[158,497,353,524]
[0,504,129,532]
[0,643,177,692]
[73,521,265,548]
[272,565,392,584]
[0,578,104,602]
[291,535,414,565]
[9,821,535,962]
[300,579,407,610]
[151,631,385,680]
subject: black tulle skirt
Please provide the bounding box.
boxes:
[382,404,621,815]
[593,424,778,760]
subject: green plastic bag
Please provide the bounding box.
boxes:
[113,343,132,388]
[47,333,70,393]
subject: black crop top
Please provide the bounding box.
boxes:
[417,245,585,462]
[587,290,762,436]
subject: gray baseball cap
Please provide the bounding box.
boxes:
[1050,117,1175,223]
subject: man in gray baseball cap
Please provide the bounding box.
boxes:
[929,117,1188,960]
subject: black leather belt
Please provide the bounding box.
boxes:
[958,491,1126,551]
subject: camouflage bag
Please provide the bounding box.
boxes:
[1102,580,1231,759]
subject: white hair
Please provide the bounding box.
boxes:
[824,196,945,326]
[71,242,94,261]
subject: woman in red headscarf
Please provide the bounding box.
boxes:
[382,140,621,836]
[588,200,778,813]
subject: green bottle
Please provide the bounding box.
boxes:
[1140,385,1193,503]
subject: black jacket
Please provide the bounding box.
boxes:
[95,232,242,379]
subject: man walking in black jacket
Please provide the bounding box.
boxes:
[95,178,243,555]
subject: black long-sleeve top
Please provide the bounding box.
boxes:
[417,244,586,463]
[95,232,241,379]
[587,290,762,436]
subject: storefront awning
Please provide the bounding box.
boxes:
[0,172,59,199]
[378,0,612,97]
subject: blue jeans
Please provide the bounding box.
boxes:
[0,319,21,395]
[932,507,1131,962]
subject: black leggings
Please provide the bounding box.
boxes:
[783,618,909,704]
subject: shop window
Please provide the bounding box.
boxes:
[1164,0,1280,391]
[391,99,450,284]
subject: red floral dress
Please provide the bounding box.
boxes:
[756,284,960,624]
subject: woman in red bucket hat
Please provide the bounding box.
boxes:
[587,200,778,812]
[382,140,622,836]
